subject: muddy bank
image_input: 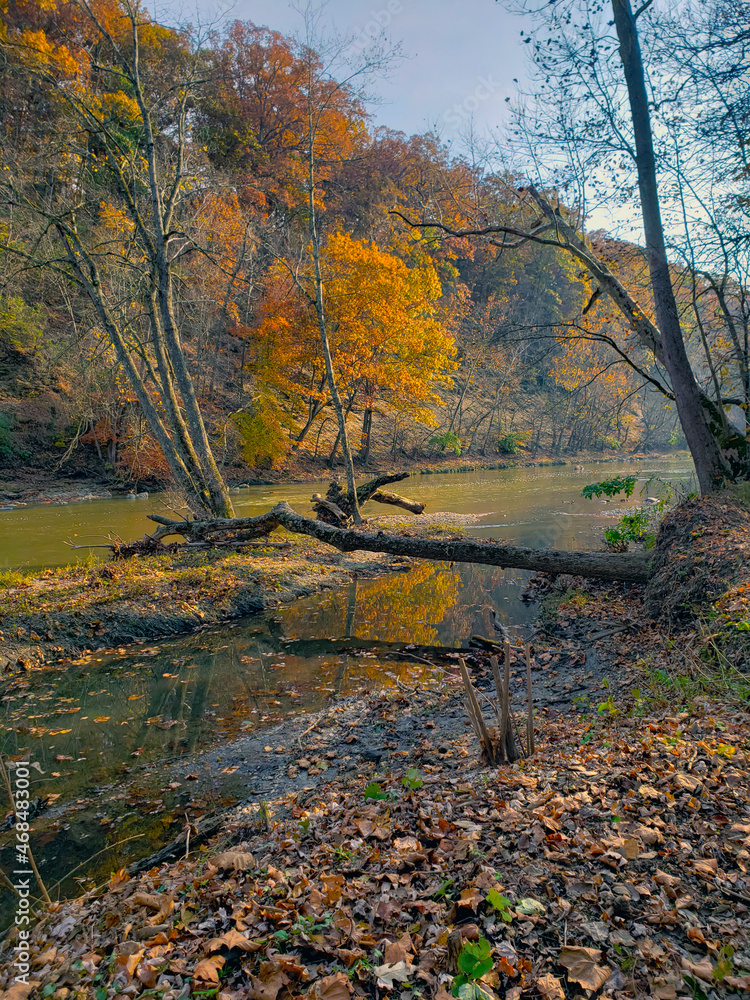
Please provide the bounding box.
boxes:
[0,516,480,671]
[139,627,616,869]
[6,611,749,1000]
[0,537,405,671]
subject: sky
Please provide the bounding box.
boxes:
[192,0,530,147]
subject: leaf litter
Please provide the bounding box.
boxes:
[2,653,749,1000]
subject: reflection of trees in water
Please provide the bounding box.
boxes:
[282,563,461,645]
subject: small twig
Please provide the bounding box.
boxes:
[503,642,519,762]
[297,720,319,747]
[460,659,493,760]
[0,863,20,896]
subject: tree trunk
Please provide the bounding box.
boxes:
[145,501,652,583]
[611,0,732,493]
[306,105,360,522]
[359,406,374,463]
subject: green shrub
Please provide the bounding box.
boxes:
[430,430,462,456]
[496,431,525,454]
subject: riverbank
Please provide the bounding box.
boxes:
[0,533,407,671]
[0,451,689,510]
[0,514,479,671]
[4,631,749,1000]
[2,493,749,998]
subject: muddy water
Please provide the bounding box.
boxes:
[0,457,695,913]
[0,456,694,570]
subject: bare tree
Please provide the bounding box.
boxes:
[0,0,235,514]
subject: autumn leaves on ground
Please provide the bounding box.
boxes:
[2,491,750,1000]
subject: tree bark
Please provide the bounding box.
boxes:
[611,0,732,493]
[145,501,652,583]
[370,490,425,514]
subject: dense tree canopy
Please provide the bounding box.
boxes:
[0,0,746,491]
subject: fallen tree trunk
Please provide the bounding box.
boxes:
[144,501,652,583]
[370,489,425,514]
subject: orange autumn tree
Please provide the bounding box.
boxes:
[246,233,458,463]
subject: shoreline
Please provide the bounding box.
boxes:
[0,515,475,672]
[0,450,690,510]
[3,580,748,999]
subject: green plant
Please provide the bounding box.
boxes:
[452,938,494,1000]
[714,944,734,983]
[363,781,390,801]
[496,431,525,455]
[485,887,514,923]
[603,509,655,552]
[429,430,462,456]
[597,694,620,717]
[581,475,636,499]
[401,767,423,790]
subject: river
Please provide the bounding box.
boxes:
[0,456,694,914]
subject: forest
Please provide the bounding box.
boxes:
[0,0,746,509]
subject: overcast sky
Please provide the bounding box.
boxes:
[193,0,529,146]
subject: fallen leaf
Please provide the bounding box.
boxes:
[559,946,611,991]
[206,929,255,953]
[373,960,414,989]
[311,971,352,1000]
[194,955,226,984]
[211,850,254,871]
[516,897,546,916]
[681,957,714,982]
[536,972,566,1000]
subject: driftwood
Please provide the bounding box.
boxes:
[313,472,424,525]
[370,489,425,514]
[143,499,653,582]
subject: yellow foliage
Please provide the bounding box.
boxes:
[252,233,458,435]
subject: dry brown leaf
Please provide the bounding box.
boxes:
[211,851,255,871]
[434,989,454,1000]
[136,962,161,988]
[194,955,226,983]
[336,947,366,967]
[205,929,255,953]
[681,957,714,982]
[692,858,718,879]
[34,946,57,966]
[132,892,163,910]
[725,975,750,990]
[272,954,310,980]
[653,869,680,887]
[321,874,345,904]
[393,836,420,851]
[536,972,566,1000]
[458,887,484,911]
[312,971,353,1000]
[108,868,130,891]
[245,961,292,1000]
[0,982,41,1000]
[384,932,414,965]
[654,986,677,999]
[558,946,611,992]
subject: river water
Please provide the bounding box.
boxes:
[0,457,694,911]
